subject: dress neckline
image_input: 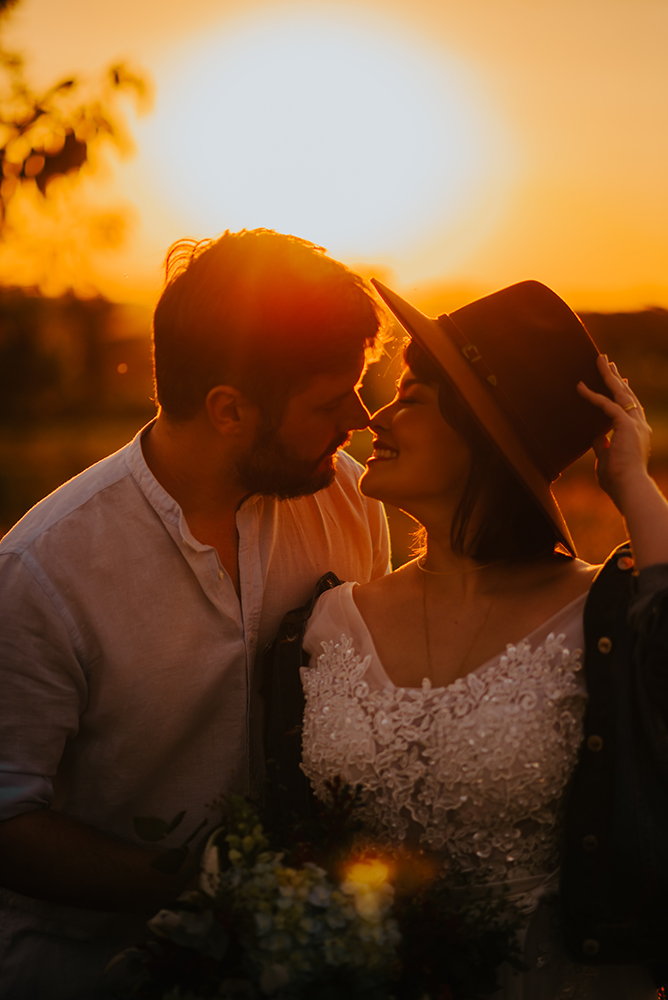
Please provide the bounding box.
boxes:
[344,583,588,692]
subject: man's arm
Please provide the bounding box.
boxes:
[0,552,194,913]
[0,809,194,913]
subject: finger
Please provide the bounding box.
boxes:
[593,357,643,411]
[577,380,637,419]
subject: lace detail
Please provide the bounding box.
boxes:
[301,631,586,885]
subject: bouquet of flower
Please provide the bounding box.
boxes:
[108,784,524,1000]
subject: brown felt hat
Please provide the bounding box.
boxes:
[371,278,613,556]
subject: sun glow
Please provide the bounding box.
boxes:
[139,9,514,268]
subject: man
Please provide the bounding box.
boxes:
[0,229,390,997]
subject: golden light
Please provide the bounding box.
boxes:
[344,857,392,889]
[138,8,515,272]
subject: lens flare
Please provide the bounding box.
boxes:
[343,857,392,889]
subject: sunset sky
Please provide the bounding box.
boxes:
[3,0,667,313]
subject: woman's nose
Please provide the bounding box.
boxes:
[369,400,394,432]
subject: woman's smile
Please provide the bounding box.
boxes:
[360,367,471,516]
[368,440,399,462]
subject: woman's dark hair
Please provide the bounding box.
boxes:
[404,339,560,561]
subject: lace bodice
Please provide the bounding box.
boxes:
[301,583,588,886]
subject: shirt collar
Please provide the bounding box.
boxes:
[125,420,184,530]
[125,420,264,533]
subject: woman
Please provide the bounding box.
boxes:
[294,280,668,998]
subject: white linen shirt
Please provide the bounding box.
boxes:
[0,424,389,849]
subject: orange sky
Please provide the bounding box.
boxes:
[2,0,668,313]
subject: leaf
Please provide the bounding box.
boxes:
[133,816,169,842]
[166,809,186,835]
[150,847,187,875]
[35,131,87,194]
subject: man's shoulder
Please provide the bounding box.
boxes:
[0,440,137,556]
[333,449,365,486]
[317,450,371,509]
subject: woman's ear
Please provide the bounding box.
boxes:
[205,385,257,439]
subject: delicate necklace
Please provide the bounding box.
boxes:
[420,565,499,683]
[416,555,505,576]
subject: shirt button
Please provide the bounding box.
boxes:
[587,735,604,752]
[617,555,634,571]
[582,834,598,853]
[582,939,600,956]
[597,637,612,654]
[218,569,224,580]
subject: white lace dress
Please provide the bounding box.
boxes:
[300,582,657,1000]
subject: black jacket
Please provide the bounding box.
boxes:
[559,543,668,981]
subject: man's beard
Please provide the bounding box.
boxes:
[236,423,350,500]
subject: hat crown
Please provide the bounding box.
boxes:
[443,281,610,480]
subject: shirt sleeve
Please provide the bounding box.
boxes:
[0,551,87,821]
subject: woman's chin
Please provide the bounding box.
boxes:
[360,462,398,504]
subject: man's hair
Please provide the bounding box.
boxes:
[152,229,386,421]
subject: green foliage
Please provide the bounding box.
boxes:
[0,51,146,229]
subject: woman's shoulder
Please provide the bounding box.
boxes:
[505,553,599,605]
[303,580,366,658]
[352,558,418,615]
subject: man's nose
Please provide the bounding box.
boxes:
[342,391,371,431]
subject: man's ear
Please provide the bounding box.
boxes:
[205,386,257,437]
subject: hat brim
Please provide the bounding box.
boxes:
[371,279,577,556]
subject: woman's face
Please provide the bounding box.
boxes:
[360,367,472,515]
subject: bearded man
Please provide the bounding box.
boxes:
[0,229,390,998]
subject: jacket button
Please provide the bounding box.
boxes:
[582,834,598,852]
[587,735,604,752]
[582,939,600,956]
[597,637,612,654]
[617,555,634,571]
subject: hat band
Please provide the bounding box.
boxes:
[437,314,562,483]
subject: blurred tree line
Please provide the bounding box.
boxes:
[0,289,154,421]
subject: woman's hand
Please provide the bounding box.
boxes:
[578,355,668,570]
[577,355,651,511]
